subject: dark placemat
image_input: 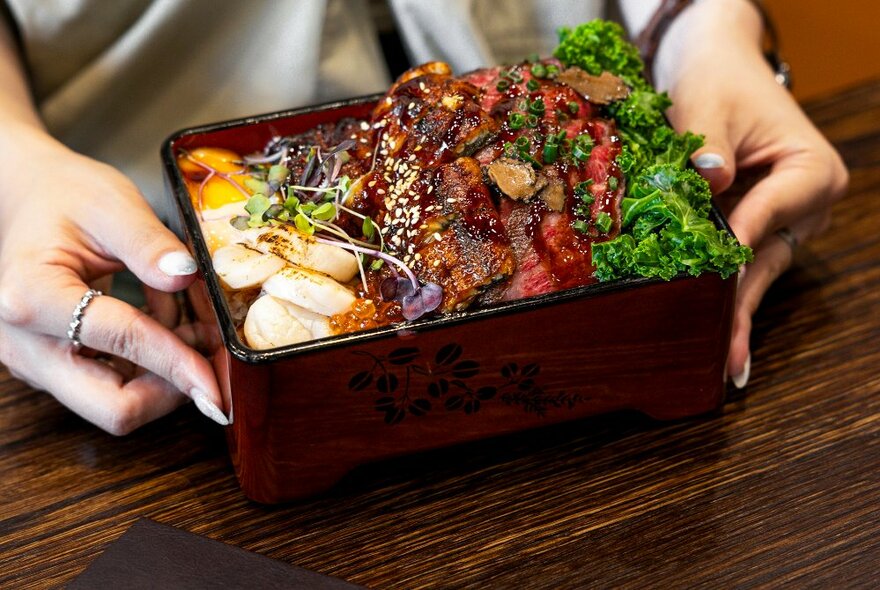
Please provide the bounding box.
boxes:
[68,518,364,589]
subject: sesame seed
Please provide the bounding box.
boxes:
[433,260,441,267]
[433,232,443,241]
[360,121,370,130]
[415,253,422,261]
[377,188,386,195]
[368,180,377,188]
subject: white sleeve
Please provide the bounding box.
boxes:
[617,0,664,38]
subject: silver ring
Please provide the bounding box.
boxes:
[775,227,798,251]
[67,289,102,351]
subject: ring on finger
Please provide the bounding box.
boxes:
[67,289,103,352]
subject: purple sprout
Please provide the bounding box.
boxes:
[314,236,442,320]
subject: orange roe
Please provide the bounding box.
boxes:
[330,297,403,334]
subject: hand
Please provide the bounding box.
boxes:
[654,0,848,387]
[0,128,227,434]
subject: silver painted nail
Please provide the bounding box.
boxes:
[191,389,230,426]
[158,251,197,276]
[694,153,726,169]
[731,353,751,390]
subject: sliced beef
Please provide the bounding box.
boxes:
[354,60,626,311]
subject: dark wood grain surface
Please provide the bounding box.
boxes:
[2,80,879,590]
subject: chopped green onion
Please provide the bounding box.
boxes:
[572,134,593,162]
[595,212,612,234]
[526,79,540,92]
[567,101,580,115]
[528,98,545,115]
[572,144,591,161]
[543,143,558,164]
[526,114,539,128]
[496,79,510,91]
[508,112,525,130]
[607,176,619,191]
[575,179,594,194]
[514,136,530,149]
[370,258,385,271]
[531,63,547,79]
[546,64,559,77]
[572,219,590,233]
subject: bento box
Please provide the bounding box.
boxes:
[162,96,737,504]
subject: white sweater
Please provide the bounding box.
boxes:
[7,0,603,217]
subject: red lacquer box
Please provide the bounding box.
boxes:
[162,97,737,503]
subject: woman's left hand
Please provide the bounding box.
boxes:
[653,0,849,386]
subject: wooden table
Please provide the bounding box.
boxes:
[2,80,879,589]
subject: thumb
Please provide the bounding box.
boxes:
[670,103,738,194]
[691,131,737,195]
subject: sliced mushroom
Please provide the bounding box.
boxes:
[485,157,547,201]
[557,69,630,105]
[539,179,566,212]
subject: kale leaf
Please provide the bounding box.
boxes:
[555,20,752,282]
[593,165,752,281]
[554,21,645,87]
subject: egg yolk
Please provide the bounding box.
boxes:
[177,147,250,210]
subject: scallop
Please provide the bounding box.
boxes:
[212,244,286,290]
[262,266,356,316]
[243,225,358,282]
[200,219,244,253]
[243,294,312,350]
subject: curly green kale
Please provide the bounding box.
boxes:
[555,20,752,282]
[554,21,645,87]
[592,166,752,281]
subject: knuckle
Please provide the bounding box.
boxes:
[0,280,36,327]
[106,309,149,361]
[105,402,143,436]
[831,156,850,201]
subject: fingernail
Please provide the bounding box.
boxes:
[191,389,230,426]
[731,353,751,389]
[694,153,726,169]
[159,251,197,276]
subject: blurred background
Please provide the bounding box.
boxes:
[765,0,880,101]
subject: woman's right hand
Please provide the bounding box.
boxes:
[0,126,228,434]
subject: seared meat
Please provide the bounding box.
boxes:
[413,158,516,310]
[281,58,628,316]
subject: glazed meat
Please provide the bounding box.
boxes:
[271,59,627,313]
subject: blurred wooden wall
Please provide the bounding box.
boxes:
[765,0,880,101]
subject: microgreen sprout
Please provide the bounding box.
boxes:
[216,136,443,320]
